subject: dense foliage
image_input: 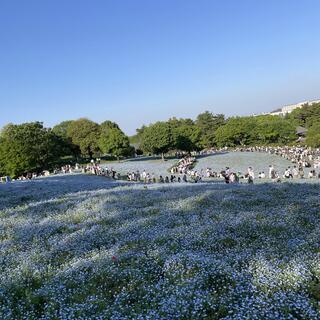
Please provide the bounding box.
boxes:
[196,111,225,148]
[67,119,101,159]
[288,102,320,128]
[140,122,174,160]
[1,103,319,175]
[0,122,65,177]
[306,123,320,147]
[137,112,224,157]
[52,120,81,158]
[136,111,299,155]
[99,126,134,160]
[288,102,320,147]
[215,116,296,147]
[0,119,133,177]
[136,104,320,153]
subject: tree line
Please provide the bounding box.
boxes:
[133,103,320,156]
[1,102,319,177]
[286,102,320,147]
[0,118,133,177]
[132,112,296,158]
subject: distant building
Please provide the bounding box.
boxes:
[269,99,320,116]
[268,108,283,116]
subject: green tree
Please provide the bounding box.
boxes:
[253,116,296,144]
[52,120,80,157]
[99,127,133,160]
[100,120,120,133]
[306,123,320,147]
[215,116,296,147]
[0,122,65,177]
[196,111,225,148]
[214,117,256,147]
[167,118,198,151]
[129,125,146,148]
[140,122,173,160]
[99,120,121,155]
[288,102,320,128]
[52,120,74,137]
[67,118,100,158]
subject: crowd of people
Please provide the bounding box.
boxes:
[191,145,320,184]
[83,160,120,179]
[14,171,50,181]
[2,146,320,184]
[170,156,196,174]
[126,170,190,184]
[14,164,80,181]
[57,159,122,179]
[199,162,320,184]
[234,145,320,168]
[126,156,197,184]
[200,145,320,168]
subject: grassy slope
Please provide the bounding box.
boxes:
[0,176,319,319]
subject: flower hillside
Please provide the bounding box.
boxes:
[0,176,319,319]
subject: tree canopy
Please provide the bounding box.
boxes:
[168,118,202,152]
[1,103,319,176]
[140,122,173,160]
[67,118,100,158]
[215,116,296,147]
[196,111,225,148]
[0,122,65,177]
[306,123,320,147]
[215,117,257,147]
[99,127,133,160]
[288,102,320,128]
[52,120,80,157]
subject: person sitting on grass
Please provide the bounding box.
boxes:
[141,170,147,183]
[308,170,316,178]
[247,175,254,184]
[229,172,239,183]
[221,170,230,184]
[292,166,299,178]
[268,165,274,179]
[284,168,293,179]
[152,174,156,183]
[298,165,304,178]
[247,167,255,180]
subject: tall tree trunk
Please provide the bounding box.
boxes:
[161,153,165,161]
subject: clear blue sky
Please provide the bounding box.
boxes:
[1,0,320,135]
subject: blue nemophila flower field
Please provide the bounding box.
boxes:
[102,156,178,177]
[0,175,319,319]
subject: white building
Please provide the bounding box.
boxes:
[269,99,320,116]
